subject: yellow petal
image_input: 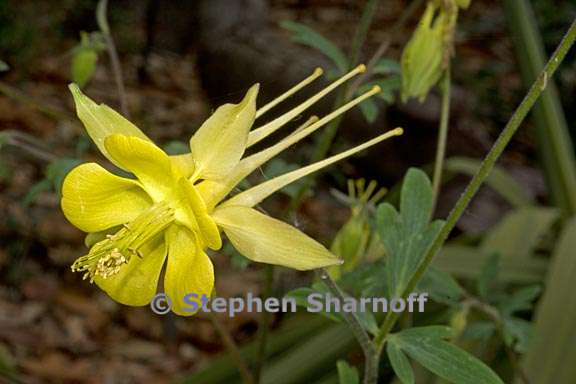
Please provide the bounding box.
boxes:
[95,236,167,306]
[212,206,341,270]
[69,84,151,169]
[170,153,195,177]
[189,84,258,180]
[175,178,222,250]
[221,128,403,208]
[61,163,152,232]
[164,225,214,316]
[104,134,177,201]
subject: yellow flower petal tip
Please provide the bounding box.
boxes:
[64,63,403,314]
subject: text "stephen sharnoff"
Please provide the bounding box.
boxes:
[150,292,429,316]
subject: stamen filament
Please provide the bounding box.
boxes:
[247,64,366,148]
[362,180,378,204]
[369,187,387,205]
[287,115,319,138]
[220,127,404,208]
[71,202,174,282]
[208,86,382,203]
[255,68,324,119]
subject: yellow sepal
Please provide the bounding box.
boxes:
[189,84,258,180]
[69,84,151,169]
[212,206,341,270]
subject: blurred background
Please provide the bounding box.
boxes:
[1,0,576,383]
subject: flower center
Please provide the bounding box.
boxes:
[71,202,175,282]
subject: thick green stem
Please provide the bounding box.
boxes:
[432,68,451,205]
[374,17,576,352]
[503,0,576,215]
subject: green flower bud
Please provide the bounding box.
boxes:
[71,48,98,88]
[400,3,445,102]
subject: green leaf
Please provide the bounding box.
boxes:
[280,20,349,73]
[22,179,51,206]
[397,325,453,340]
[444,157,534,207]
[386,340,415,384]
[522,217,576,382]
[419,267,464,305]
[502,317,532,353]
[394,327,504,384]
[262,158,304,198]
[498,284,541,316]
[435,245,547,283]
[461,321,496,342]
[481,206,559,259]
[46,158,82,195]
[0,60,9,72]
[377,168,445,297]
[372,58,401,75]
[359,97,378,123]
[373,76,401,103]
[336,360,359,384]
[476,253,500,300]
[0,343,18,383]
[285,284,379,336]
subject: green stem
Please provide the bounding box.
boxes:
[97,0,130,118]
[0,81,73,122]
[432,68,451,205]
[208,311,256,384]
[317,269,378,384]
[346,0,425,99]
[349,0,380,70]
[254,265,274,383]
[374,17,576,352]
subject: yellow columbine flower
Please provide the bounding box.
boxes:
[62,65,403,315]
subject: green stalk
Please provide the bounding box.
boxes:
[318,269,378,384]
[374,17,576,352]
[254,265,274,383]
[208,311,256,384]
[182,316,328,384]
[97,0,130,118]
[431,68,451,205]
[349,0,380,70]
[503,0,576,215]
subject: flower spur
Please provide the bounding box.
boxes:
[62,65,403,315]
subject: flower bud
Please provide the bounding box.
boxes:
[401,3,446,102]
